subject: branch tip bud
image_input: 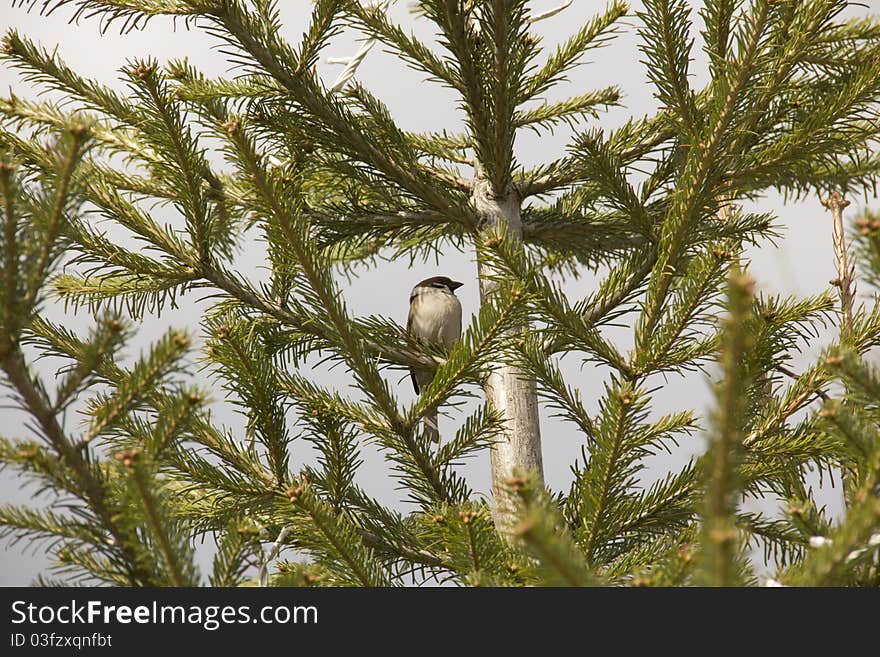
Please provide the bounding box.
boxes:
[733,273,757,297]
[1,34,16,56]
[221,119,240,135]
[286,485,303,504]
[821,191,850,211]
[129,63,156,80]
[69,124,90,139]
[114,448,141,468]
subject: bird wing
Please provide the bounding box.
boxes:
[407,296,420,394]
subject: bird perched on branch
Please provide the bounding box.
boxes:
[407,276,463,442]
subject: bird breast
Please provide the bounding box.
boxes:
[409,290,462,348]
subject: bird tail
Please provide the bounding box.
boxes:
[422,411,440,443]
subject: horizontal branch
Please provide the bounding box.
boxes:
[197,263,442,372]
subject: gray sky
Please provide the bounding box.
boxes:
[1,0,878,585]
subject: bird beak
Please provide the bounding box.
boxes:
[449,281,464,291]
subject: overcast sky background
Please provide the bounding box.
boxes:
[2,0,878,585]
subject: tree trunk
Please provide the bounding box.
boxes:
[472,176,544,531]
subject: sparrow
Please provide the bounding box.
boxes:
[407,276,463,442]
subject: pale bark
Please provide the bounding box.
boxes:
[822,190,855,507]
[822,191,855,337]
[472,176,544,530]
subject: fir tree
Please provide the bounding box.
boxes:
[1,0,879,586]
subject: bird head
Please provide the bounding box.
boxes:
[410,276,464,301]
